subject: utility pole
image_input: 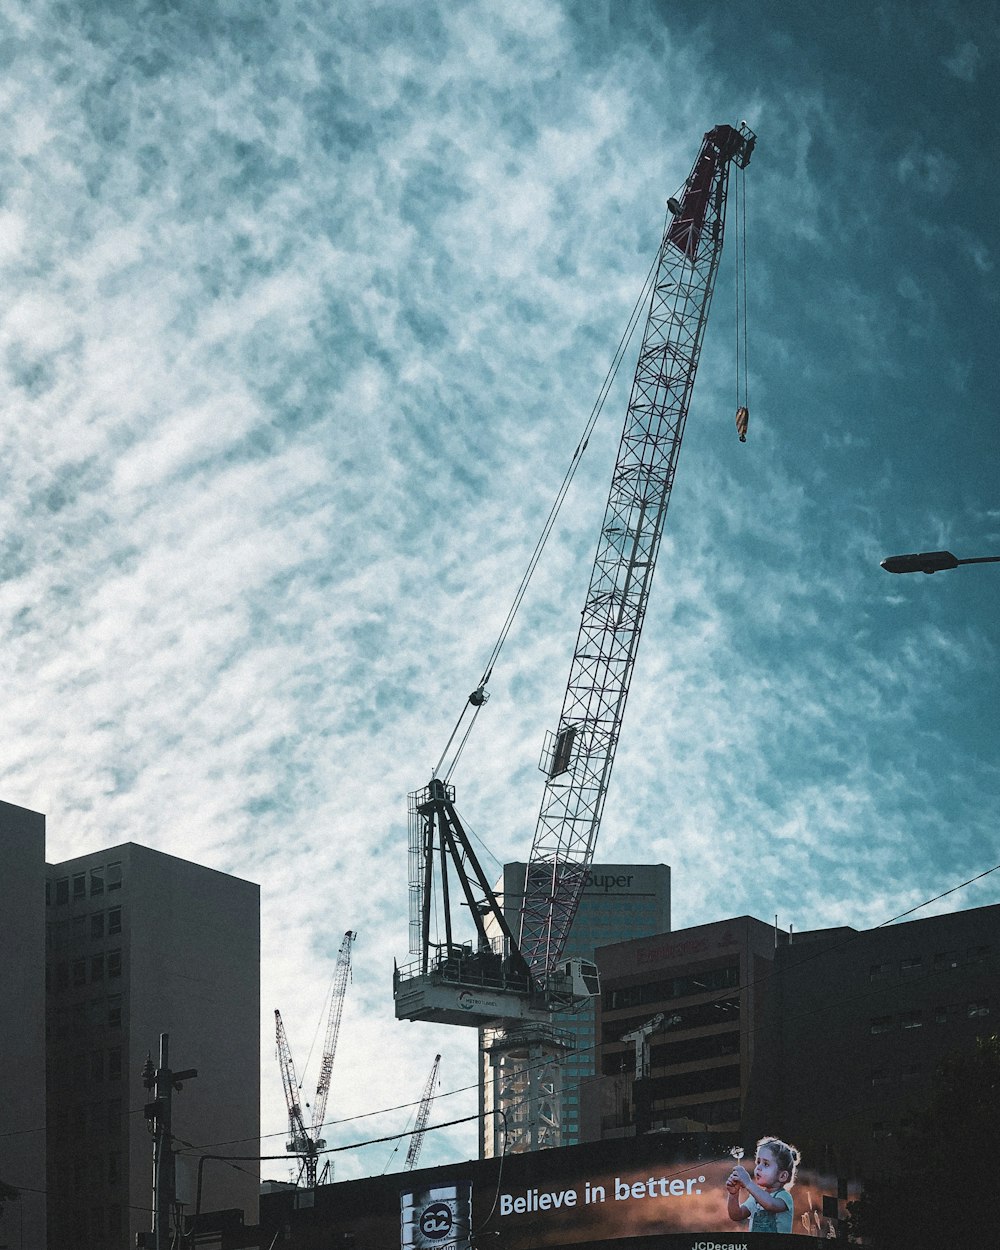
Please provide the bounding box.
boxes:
[142,1033,198,1250]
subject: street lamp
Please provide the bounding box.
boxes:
[880,550,1000,575]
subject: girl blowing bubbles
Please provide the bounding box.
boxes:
[725,1136,801,1234]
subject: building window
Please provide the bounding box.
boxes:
[900,956,922,976]
[91,1050,104,1082]
[72,874,86,900]
[900,1010,923,1030]
[870,1068,890,1085]
[935,1003,961,1025]
[869,961,892,980]
[870,1015,894,1034]
[91,954,105,982]
[966,944,990,963]
[72,914,86,943]
[108,907,122,935]
[107,950,122,978]
[934,950,959,971]
[91,912,104,940]
[90,867,104,897]
[55,878,69,905]
[968,1000,990,1018]
[108,1047,122,1080]
[108,995,122,1029]
[605,962,739,1011]
[107,1098,122,1135]
[72,959,87,987]
[107,862,122,891]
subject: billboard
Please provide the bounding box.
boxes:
[259,1132,857,1248]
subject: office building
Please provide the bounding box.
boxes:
[479,861,670,1157]
[579,903,997,1187]
[742,901,999,1178]
[0,801,48,1250]
[582,914,783,1143]
[0,799,261,1250]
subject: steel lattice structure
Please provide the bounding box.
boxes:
[275,930,355,1188]
[404,1053,441,1170]
[518,122,755,977]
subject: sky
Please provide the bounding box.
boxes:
[1,0,997,1180]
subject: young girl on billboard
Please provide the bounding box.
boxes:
[725,1136,801,1234]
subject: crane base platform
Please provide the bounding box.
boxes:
[393,968,550,1028]
[393,949,599,1027]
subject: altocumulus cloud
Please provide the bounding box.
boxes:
[1,0,997,1172]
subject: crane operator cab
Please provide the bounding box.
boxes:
[544,956,601,1012]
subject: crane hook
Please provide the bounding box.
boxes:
[735,406,749,442]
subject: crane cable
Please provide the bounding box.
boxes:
[434,233,666,782]
[734,161,750,434]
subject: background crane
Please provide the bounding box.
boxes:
[275,929,355,1187]
[395,122,755,1149]
[404,1053,441,1171]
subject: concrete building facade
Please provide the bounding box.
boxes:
[578,903,997,1190]
[1,800,261,1250]
[0,801,49,1250]
[742,901,999,1179]
[582,914,783,1143]
[479,862,670,1156]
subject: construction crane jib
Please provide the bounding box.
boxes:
[404,1053,442,1171]
[394,122,755,1032]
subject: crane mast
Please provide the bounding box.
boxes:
[394,125,756,1135]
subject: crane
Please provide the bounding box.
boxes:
[394,122,755,1144]
[275,929,356,1187]
[621,1012,682,1081]
[404,1053,441,1171]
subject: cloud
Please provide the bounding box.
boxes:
[2,0,996,1178]
[943,39,981,81]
